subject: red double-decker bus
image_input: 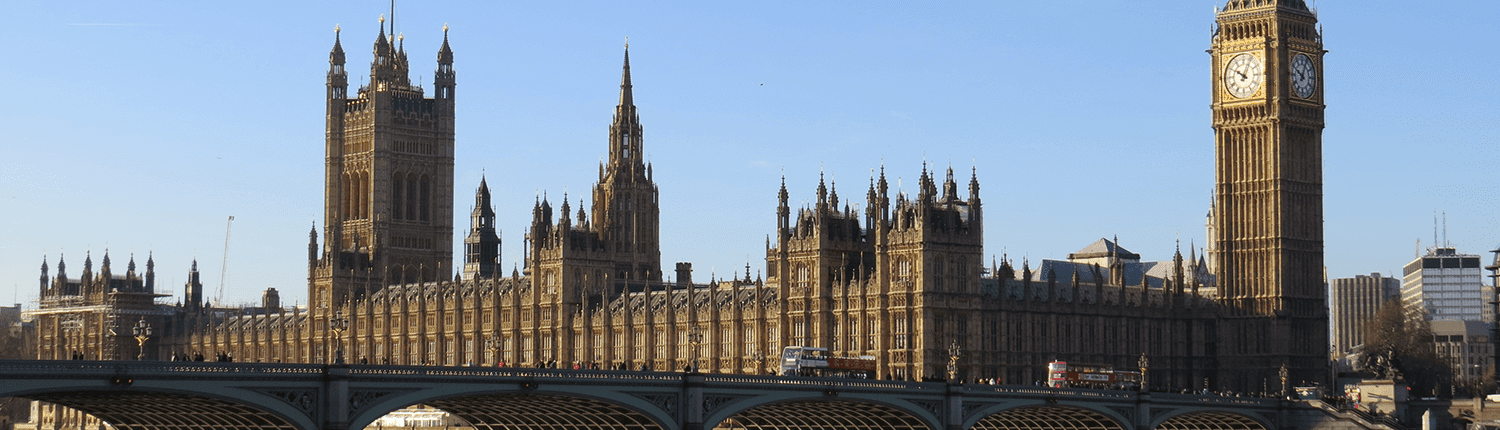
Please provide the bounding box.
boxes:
[1047,361,1141,389]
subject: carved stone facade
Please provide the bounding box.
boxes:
[1207,0,1329,389]
[22,9,1340,430]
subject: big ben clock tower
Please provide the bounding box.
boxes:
[1209,0,1327,391]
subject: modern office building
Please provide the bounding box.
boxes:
[1329,273,1400,357]
[1430,320,1493,384]
[1401,248,1490,322]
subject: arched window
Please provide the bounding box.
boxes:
[420,174,431,222]
[392,173,405,220]
[405,173,417,223]
[895,257,912,285]
[794,264,810,291]
[359,171,370,219]
[934,256,945,291]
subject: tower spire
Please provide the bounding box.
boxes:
[619,42,634,108]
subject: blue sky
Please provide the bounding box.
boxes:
[1,1,1496,308]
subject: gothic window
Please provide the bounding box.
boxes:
[543,271,557,295]
[743,327,756,357]
[419,174,431,222]
[794,264,810,292]
[522,335,534,363]
[935,256,946,291]
[613,331,624,361]
[831,319,840,351]
[867,316,877,351]
[673,329,686,360]
[721,328,732,357]
[895,257,912,286]
[574,334,584,359]
[392,173,405,220]
[893,312,908,349]
[405,173,418,222]
[793,318,806,346]
[633,330,644,360]
[848,320,860,351]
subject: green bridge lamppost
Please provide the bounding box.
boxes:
[485,333,500,366]
[132,318,152,361]
[1138,353,1149,392]
[947,340,962,382]
[330,310,348,364]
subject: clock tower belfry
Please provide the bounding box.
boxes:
[1209,0,1327,392]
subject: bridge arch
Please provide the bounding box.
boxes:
[709,398,935,430]
[1,386,317,430]
[968,405,1129,430]
[349,390,673,430]
[1151,410,1271,430]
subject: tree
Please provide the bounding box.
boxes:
[1360,299,1451,398]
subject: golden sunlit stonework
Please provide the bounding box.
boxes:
[24,3,1333,428]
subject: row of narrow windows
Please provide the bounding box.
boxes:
[340,171,432,222]
[393,172,432,222]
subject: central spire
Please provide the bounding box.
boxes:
[619,42,634,108]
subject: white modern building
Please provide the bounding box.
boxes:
[1401,247,1491,322]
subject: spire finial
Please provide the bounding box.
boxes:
[443,23,449,34]
[619,41,634,107]
[336,24,341,35]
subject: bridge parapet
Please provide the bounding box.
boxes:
[0,360,1410,430]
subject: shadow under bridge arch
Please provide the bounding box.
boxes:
[713,399,932,430]
[971,405,1127,430]
[26,391,306,430]
[419,393,667,430]
[1154,411,1270,430]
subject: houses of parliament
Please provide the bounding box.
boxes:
[22,2,1330,424]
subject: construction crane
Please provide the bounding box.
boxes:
[216,215,234,306]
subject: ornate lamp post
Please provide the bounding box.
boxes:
[484,333,500,366]
[947,340,962,382]
[329,310,348,364]
[1279,362,1290,399]
[748,350,765,375]
[132,318,152,361]
[1138,353,1149,392]
[687,327,704,373]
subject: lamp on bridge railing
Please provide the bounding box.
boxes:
[947,340,962,382]
[330,310,348,364]
[485,333,500,366]
[1279,362,1290,399]
[132,318,152,361]
[1138,352,1149,392]
[748,351,765,375]
[687,327,704,373]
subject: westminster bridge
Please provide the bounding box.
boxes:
[0,360,1398,430]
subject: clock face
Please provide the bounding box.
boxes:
[1291,53,1316,98]
[1223,53,1264,99]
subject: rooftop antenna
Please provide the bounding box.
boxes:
[1443,211,1448,248]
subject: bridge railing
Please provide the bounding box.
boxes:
[0,360,326,376]
[347,366,685,382]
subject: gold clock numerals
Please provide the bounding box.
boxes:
[1223,53,1264,99]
